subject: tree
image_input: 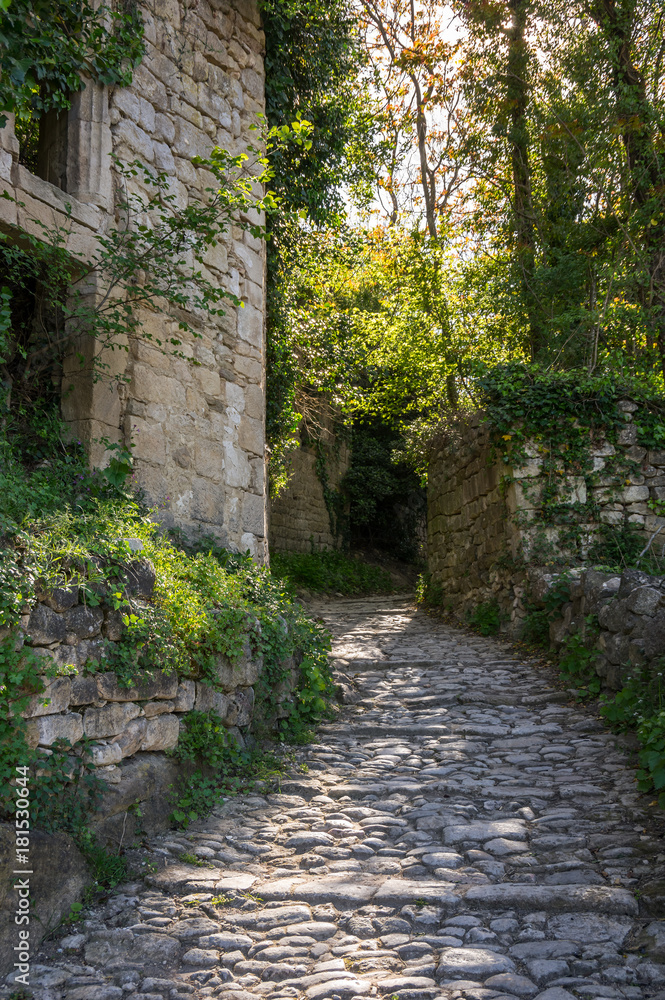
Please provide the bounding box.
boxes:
[359,0,471,235]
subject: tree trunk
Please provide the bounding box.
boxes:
[591,0,665,377]
[506,0,542,359]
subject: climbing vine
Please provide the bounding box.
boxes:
[473,363,665,568]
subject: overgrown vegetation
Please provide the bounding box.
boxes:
[0,433,334,840]
[470,363,665,571]
[168,710,287,827]
[272,549,392,596]
[519,579,665,806]
[467,599,502,636]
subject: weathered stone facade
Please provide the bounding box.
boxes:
[0,0,268,558]
[427,403,665,631]
[270,437,350,554]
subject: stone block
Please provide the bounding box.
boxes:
[123,558,157,598]
[622,485,649,503]
[143,700,174,718]
[83,702,141,739]
[51,644,80,670]
[132,365,186,407]
[174,680,196,712]
[97,671,178,702]
[194,682,216,713]
[618,424,637,446]
[62,605,104,641]
[111,718,147,758]
[91,741,123,767]
[70,674,99,706]
[233,687,255,727]
[190,475,227,524]
[242,492,264,535]
[512,458,542,479]
[628,611,665,659]
[195,439,225,480]
[27,603,67,645]
[212,645,262,691]
[598,630,631,666]
[38,584,79,613]
[112,118,154,161]
[238,415,263,456]
[237,302,263,348]
[0,822,88,974]
[626,587,662,616]
[77,638,106,668]
[141,713,180,751]
[103,610,124,641]
[25,712,84,748]
[21,676,72,718]
[154,112,176,143]
[597,598,628,632]
[129,418,166,464]
[618,569,657,598]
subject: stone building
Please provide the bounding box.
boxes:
[0,0,268,560]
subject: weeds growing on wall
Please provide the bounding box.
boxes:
[0,432,334,838]
[168,710,288,827]
[467,599,502,636]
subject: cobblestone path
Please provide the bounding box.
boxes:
[22,598,665,1000]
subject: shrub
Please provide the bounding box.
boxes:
[468,599,502,636]
[271,549,392,595]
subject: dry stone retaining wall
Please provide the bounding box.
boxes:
[427,402,665,633]
[10,556,294,844]
[547,567,665,690]
[0,0,268,559]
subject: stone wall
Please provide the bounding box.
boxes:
[270,439,350,554]
[547,568,665,691]
[427,402,665,632]
[10,557,297,846]
[427,414,510,614]
[0,0,268,559]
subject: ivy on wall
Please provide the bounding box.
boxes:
[472,363,665,569]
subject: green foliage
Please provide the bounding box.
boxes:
[587,522,646,571]
[558,619,602,699]
[0,637,104,834]
[262,0,378,484]
[170,772,227,829]
[600,665,665,805]
[77,830,129,890]
[473,363,665,569]
[415,573,443,609]
[0,0,145,125]
[0,604,99,842]
[521,576,572,646]
[260,0,373,224]
[521,607,552,646]
[271,549,392,596]
[342,423,425,560]
[169,713,287,827]
[172,710,241,770]
[467,600,502,636]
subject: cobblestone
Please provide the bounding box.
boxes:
[14,598,665,1000]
